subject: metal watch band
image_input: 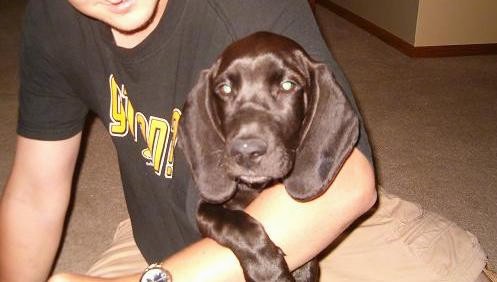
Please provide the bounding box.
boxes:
[140,262,172,282]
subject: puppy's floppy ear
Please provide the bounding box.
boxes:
[179,65,237,204]
[283,62,359,201]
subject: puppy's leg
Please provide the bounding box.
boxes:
[197,201,294,282]
[291,259,319,282]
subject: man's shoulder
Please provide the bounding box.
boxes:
[23,0,93,62]
[24,0,88,46]
[204,0,307,38]
[25,0,79,26]
[206,0,302,13]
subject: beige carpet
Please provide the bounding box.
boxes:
[0,1,495,274]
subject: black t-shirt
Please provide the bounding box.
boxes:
[18,0,373,263]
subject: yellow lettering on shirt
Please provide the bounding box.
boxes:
[108,74,181,178]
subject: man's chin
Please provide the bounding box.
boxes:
[109,16,154,35]
[108,0,163,35]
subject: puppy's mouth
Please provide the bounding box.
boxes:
[237,175,272,184]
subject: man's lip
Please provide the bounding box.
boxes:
[106,0,134,14]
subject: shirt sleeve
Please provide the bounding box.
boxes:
[17,1,88,141]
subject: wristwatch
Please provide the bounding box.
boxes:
[140,263,172,282]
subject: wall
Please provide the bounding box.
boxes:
[327,0,419,45]
[415,0,497,46]
[326,0,497,47]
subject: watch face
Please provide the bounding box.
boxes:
[141,266,170,282]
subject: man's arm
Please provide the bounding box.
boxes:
[163,148,376,281]
[50,147,376,282]
[0,134,82,282]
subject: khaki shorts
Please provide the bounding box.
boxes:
[86,190,487,281]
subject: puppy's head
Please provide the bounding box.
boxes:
[180,32,359,203]
[210,32,310,185]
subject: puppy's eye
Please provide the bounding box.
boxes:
[280,80,296,91]
[218,83,233,95]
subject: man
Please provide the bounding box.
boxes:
[0,0,489,281]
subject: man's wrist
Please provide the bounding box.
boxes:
[140,262,172,282]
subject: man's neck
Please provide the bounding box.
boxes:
[112,0,169,49]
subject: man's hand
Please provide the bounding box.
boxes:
[48,273,104,282]
[48,272,139,282]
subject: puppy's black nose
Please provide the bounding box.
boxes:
[230,138,268,161]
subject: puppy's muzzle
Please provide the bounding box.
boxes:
[230,137,268,165]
